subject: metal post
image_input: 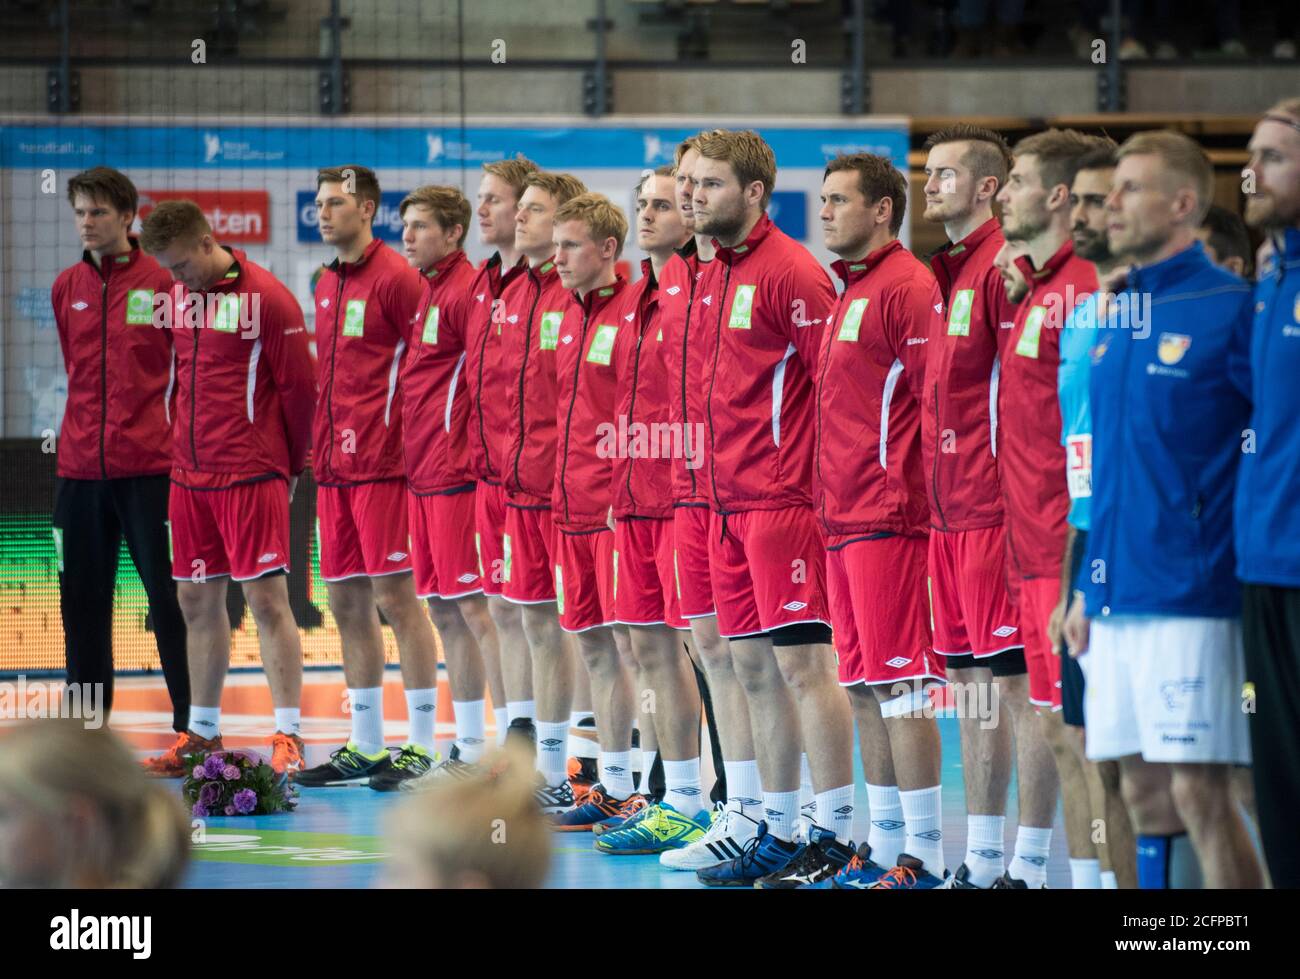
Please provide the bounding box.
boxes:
[1102,0,1126,112]
[591,0,609,117]
[47,0,77,114]
[319,0,349,116]
[843,0,867,115]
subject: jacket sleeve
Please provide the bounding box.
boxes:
[51,272,70,374]
[383,264,426,345]
[1227,289,1253,403]
[777,259,836,373]
[263,287,318,475]
[888,276,936,398]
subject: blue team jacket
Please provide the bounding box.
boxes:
[1236,227,1300,588]
[1083,242,1252,619]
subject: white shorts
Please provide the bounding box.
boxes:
[1083,614,1251,765]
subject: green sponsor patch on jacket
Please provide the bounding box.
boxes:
[836,298,869,342]
[728,284,757,329]
[587,324,618,365]
[212,294,241,333]
[539,311,563,350]
[343,299,366,337]
[1016,305,1047,359]
[125,289,154,325]
[422,306,439,344]
[947,289,974,336]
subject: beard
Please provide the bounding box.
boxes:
[1073,228,1112,263]
[1244,191,1300,230]
[696,198,747,243]
[1002,209,1049,242]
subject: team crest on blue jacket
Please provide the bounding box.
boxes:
[1157,332,1191,365]
[1090,338,1109,365]
[1293,292,1300,324]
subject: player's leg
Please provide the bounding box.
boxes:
[1042,707,1098,887]
[241,573,306,772]
[1092,757,1137,887]
[1119,757,1201,888]
[372,571,439,738]
[995,671,1057,887]
[477,482,532,740]
[1168,764,1261,888]
[849,685,900,867]
[115,474,189,733]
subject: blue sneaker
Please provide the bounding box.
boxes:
[695,821,802,887]
[867,853,948,889]
[591,796,651,837]
[595,803,710,855]
[803,841,889,889]
[755,825,856,889]
[551,784,644,833]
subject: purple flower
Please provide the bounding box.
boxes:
[191,803,208,818]
[202,754,226,778]
[222,764,240,781]
[198,781,222,807]
[233,788,258,815]
[192,765,206,780]
[224,805,237,816]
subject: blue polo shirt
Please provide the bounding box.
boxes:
[1058,290,1100,533]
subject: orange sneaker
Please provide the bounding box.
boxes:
[142,731,223,778]
[270,732,307,775]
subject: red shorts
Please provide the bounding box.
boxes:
[928,525,1022,657]
[672,505,715,618]
[828,534,946,688]
[555,528,615,633]
[169,478,289,582]
[615,518,688,630]
[707,506,829,639]
[1016,575,1064,710]
[409,486,482,600]
[318,479,412,581]
[501,504,556,605]
[474,481,509,597]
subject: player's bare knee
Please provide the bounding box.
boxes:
[1169,764,1230,824]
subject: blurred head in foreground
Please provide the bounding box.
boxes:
[0,718,190,888]
[383,744,550,889]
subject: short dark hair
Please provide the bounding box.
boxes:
[317,164,382,219]
[67,166,138,216]
[823,153,908,235]
[1013,129,1109,195]
[923,124,1014,189]
[1200,204,1253,275]
[400,185,472,249]
[1072,138,1119,176]
[139,200,211,254]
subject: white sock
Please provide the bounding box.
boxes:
[348,687,385,755]
[600,750,635,799]
[273,707,300,736]
[188,705,221,740]
[1101,869,1118,889]
[900,785,945,876]
[639,750,658,796]
[762,789,800,842]
[453,699,486,763]
[536,720,568,786]
[494,707,509,745]
[866,782,905,864]
[403,687,437,752]
[1069,857,1102,889]
[724,758,762,811]
[965,814,1006,888]
[663,757,702,815]
[1008,825,1052,888]
[506,699,534,724]
[798,753,815,816]
[816,785,855,844]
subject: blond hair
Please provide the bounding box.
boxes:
[523,172,588,209]
[554,192,629,258]
[1117,130,1214,223]
[481,155,540,200]
[400,185,472,249]
[1267,97,1300,121]
[139,199,211,253]
[0,718,190,888]
[694,129,778,209]
[386,746,550,888]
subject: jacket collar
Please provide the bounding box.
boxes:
[83,236,144,275]
[1014,236,1074,287]
[675,237,698,261]
[712,213,775,267]
[1127,240,1213,294]
[832,238,904,286]
[934,217,1001,265]
[328,235,385,273]
[576,275,627,315]
[421,248,470,281]
[209,246,245,290]
[640,257,658,289]
[528,254,560,284]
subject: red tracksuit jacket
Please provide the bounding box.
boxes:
[554,276,633,531]
[167,251,316,488]
[999,239,1098,582]
[501,257,572,506]
[660,241,712,505]
[52,239,175,479]
[402,249,479,494]
[611,262,672,519]
[922,217,1018,532]
[699,214,836,512]
[815,240,935,539]
[313,237,424,487]
[465,252,528,484]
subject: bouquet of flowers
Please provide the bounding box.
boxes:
[181,750,297,818]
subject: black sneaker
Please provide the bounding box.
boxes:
[291,742,392,787]
[938,862,986,889]
[535,776,575,814]
[399,744,479,792]
[368,744,437,792]
[991,870,1045,889]
[507,717,537,756]
[755,825,855,889]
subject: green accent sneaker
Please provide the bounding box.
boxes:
[594,802,710,855]
[290,742,392,787]
[368,743,438,792]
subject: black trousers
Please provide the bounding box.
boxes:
[52,475,189,731]
[1242,583,1300,889]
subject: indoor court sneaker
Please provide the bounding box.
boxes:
[592,794,650,836]
[506,717,537,756]
[400,744,477,791]
[595,802,709,855]
[868,854,948,889]
[269,732,306,775]
[368,744,436,791]
[291,742,392,787]
[937,863,988,889]
[535,777,575,814]
[807,842,888,889]
[142,731,223,777]
[551,784,642,832]
[755,825,855,889]
[660,803,760,870]
[990,871,1046,889]
[695,821,801,887]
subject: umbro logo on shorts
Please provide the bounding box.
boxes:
[388,551,408,561]
[72,301,88,310]
[257,552,280,563]
[782,601,807,612]
[885,656,912,668]
[457,573,477,584]
[992,625,1018,637]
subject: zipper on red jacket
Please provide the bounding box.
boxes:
[98,270,109,479]
[814,291,838,534]
[624,305,648,514]
[189,308,201,470]
[930,382,948,531]
[510,271,544,495]
[558,305,592,525]
[325,268,346,480]
[473,261,501,481]
[678,273,700,500]
[705,262,733,511]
